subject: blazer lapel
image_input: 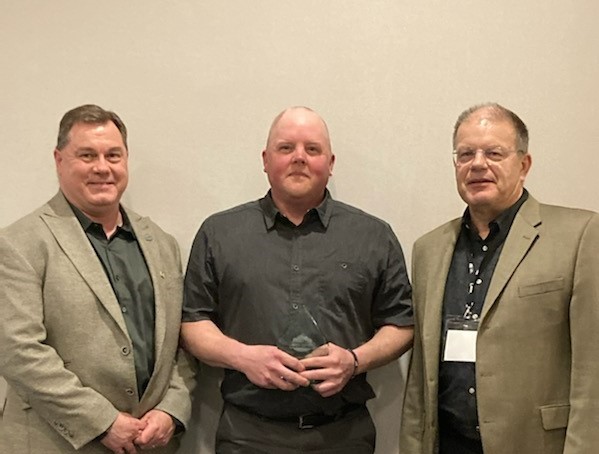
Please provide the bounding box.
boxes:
[481,197,541,321]
[41,193,129,336]
[128,212,167,365]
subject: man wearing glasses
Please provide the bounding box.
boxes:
[400,103,599,453]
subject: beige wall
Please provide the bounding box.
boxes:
[1,1,598,452]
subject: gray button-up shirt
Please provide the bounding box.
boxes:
[183,190,412,418]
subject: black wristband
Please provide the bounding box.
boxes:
[347,348,359,377]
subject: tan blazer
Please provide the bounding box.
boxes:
[400,196,599,454]
[0,193,195,454]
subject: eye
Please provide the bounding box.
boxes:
[106,152,123,163]
[305,146,321,156]
[78,152,95,162]
[485,148,505,161]
[278,144,293,153]
[457,149,475,162]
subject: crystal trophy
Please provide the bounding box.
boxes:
[277,304,327,359]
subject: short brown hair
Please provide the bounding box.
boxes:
[56,104,128,150]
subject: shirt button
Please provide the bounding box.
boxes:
[121,306,127,313]
[292,265,299,271]
[482,245,489,252]
[121,346,130,355]
[125,388,135,396]
[475,278,482,285]
[468,387,476,394]
[292,303,299,310]
[340,263,348,269]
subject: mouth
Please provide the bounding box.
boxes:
[467,178,493,185]
[88,181,115,188]
[288,172,309,178]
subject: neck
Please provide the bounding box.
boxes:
[468,204,504,239]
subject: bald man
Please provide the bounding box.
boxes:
[181,107,414,454]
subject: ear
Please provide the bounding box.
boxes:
[520,153,532,180]
[261,149,268,173]
[328,153,336,176]
[53,148,62,170]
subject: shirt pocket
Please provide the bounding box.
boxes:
[318,260,369,306]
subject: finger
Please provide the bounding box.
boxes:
[134,426,155,446]
[280,369,311,387]
[269,372,302,390]
[300,356,329,369]
[123,441,138,454]
[300,368,330,382]
[311,380,341,398]
[277,351,306,372]
[305,344,330,358]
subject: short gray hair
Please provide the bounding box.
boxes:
[453,102,529,153]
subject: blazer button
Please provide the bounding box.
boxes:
[125,388,135,396]
[121,346,130,356]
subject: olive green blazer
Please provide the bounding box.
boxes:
[0,192,195,453]
[400,195,599,454]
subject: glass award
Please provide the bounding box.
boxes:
[277,304,327,359]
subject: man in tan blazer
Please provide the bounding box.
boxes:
[400,103,599,453]
[0,105,194,454]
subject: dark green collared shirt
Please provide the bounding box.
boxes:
[71,203,155,397]
[183,190,413,418]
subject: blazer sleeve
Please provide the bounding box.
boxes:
[0,235,119,449]
[564,212,599,452]
[399,242,426,453]
[154,348,197,429]
[151,234,197,429]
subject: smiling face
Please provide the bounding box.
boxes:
[454,108,531,219]
[262,108,335,211]
[54,121,128,220]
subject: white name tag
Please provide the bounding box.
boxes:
[443,329,477,362]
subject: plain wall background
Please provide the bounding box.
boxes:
[1,2,598,453]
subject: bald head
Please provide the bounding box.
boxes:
[266,106,331,150]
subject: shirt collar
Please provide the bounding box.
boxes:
[68,199,135,238]
[259,189,332,230]
[461,188,529,239]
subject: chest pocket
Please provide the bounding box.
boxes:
[518,277,564,297]
[318,260,369,307]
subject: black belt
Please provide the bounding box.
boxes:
[234,403,365,430]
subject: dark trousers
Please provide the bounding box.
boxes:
[215,402,376,454]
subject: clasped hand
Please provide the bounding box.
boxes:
[240,343,355,397]
[101,410,175,453]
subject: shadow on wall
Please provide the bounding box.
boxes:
[179,363,223,454]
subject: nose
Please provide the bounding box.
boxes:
[291,146,307,164]
[92,155,110,173]
[470,150,488,168]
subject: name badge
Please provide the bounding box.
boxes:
[443,317,479,363]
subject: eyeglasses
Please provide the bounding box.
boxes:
[452,147,517,166]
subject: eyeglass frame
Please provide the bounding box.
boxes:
[452,147,525,166]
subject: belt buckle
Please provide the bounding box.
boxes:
[298,415,315,430]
